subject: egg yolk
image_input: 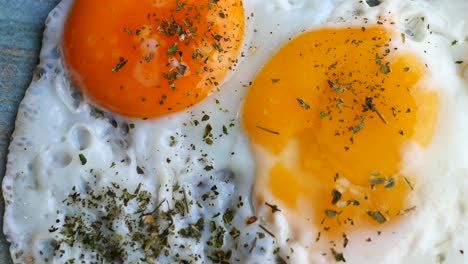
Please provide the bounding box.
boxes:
[63,0,244,118]
[243,26,439,237]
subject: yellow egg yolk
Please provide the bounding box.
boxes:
[63,0,244,118]
[242,26,439,237]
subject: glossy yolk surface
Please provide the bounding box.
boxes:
[243,26,439,237]
[63,0,244,118]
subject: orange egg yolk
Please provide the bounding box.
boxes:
[63,0,244,118]
[243,26,439,237]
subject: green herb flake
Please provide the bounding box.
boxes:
[331,189,342,205]
[328,80,347,93]
[368,211,387,224]
[271,78,281,83]
[331,248,346,262]
[398,206,417,216]
[256,125,280,135]
[349,121,365,134]
[167,43,179,55]
[229,227,241,239]
[112,57,128,73]
[222,209,235,225]
[123,28,132,35]
[78,154,87,165]
[325,209,337,218]
[320,111,328,119]
[369,177,386,186]
[136,166,145,175]
[385,177,396,189]
[204,165,214,171]
[259,225,276,238]
[297,98,311,110]
[208,221,225,248]
[202,114,210,121]
[380,64,391,74]
[179,218,205,242]
[347,199,360,206]
[403,176,414,191]
[265,202,281,214]
[213,43,223,52]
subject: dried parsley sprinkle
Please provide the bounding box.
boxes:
[179,218,204,242]
[177,64,187,75]
[363,97,376,112]
[368,211,387,224]
[112,57,128,72]
[192,49,204,59]
[347,199,360,206]
[271,78,281,83]
[369,177,386,186]
[297,98,311,110]
[385,177,396,189]
[78,154,87,165]
[265,202,281,214]
[203,124,214,145]
[222,209,235,224]
[349,121,365,134]
[403,176,414,191]
[136,166,145,175]
[167,43,179,55]
[208,221,225,248]
[202,114,210,121]
[325,209,337,218]
[398,206,417,216]
[380,64,391,74]
[331,248,346,262]
[204,165,214,171]
[331,189,342,205]
[213,42,223,52]
[256,125,280,135]
[320,111,328,119]
[123,28,132,35]
[259,225,276,238]
[230,227,241,239]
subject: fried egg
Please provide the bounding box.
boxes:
[243,0,468,263]
[2,0,468,264]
